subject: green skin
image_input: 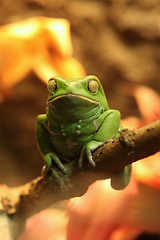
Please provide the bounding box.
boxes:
[36,75,131,189]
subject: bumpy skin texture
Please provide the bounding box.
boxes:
[36,75,131,189]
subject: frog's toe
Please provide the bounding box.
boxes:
[44,153,67,174]
[79,145,96,168]
[52,157,67,174]
[78,156,83,168]
[44,154,52,172]
[79,141,104,168]
[79,145,85,168]
[86,140,105,167]
[86,150,96,167]
[42,155,52,176]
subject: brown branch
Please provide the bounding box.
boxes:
[0,119,160,238]
[93,119,160,172]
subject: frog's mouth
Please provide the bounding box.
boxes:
[47,94,100,120]
[48,94,99,105]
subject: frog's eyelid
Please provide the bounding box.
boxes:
[48,77,56,82]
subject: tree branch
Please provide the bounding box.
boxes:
[0,119,160,239]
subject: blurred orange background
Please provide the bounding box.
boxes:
[0,1,159,239]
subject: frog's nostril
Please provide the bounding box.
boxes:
[63,83,68,89]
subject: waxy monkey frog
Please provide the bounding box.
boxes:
[36,75,131,189]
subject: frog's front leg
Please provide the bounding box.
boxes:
[79,109,121,167]
[36,114,66,174]
[79,109,131,189]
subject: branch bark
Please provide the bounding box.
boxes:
[0,119,160,239]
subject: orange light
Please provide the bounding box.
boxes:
[0,17,85,97]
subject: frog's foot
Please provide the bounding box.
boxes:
[110,165,132,190]
[42,152,67,176]
[79,140,104,168]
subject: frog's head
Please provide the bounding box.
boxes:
[46,75,109,120]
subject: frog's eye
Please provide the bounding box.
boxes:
[88,79,99,93]
[47,78,57,93]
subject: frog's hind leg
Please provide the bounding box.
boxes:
[110,164,132,190]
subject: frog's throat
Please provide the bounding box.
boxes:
[47,93,101,121]
[47,94,99,105]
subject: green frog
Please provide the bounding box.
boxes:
[36,75,131,189]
